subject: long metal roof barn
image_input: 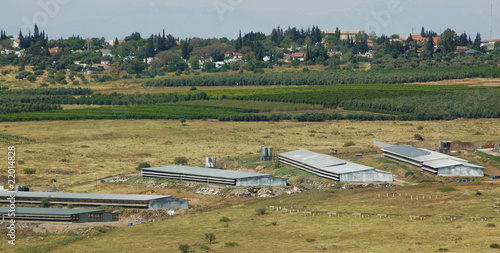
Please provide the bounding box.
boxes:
[278,149,393,182]
[380,143,484,177]
[0,207,118,223]
[142,165,287,186]
[0,191,189,210]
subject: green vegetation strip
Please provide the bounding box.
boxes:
[144,66,500,87]
[0,104,257,122]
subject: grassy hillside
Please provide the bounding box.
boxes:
[10,183,500,253]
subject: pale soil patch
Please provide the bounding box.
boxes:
[411,78,500,87]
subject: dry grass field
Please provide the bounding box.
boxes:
[1,113,500,252]
[2,119,499,188]
[8,182,500,253]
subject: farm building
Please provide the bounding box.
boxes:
[380,143,484,177]
[0,207,118,223]
[278,149,393,182]
[0,192,189,210]
[142,165,287,186]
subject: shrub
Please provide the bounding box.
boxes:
[40,197,51,208]
[343,141,355,147]
[271,221,278,226]
[205,233,216,244]
[225,242,239,247]
[60,158,71,163]
[174,157,188,165]
[27,74,37,82]
[414,134,424,141]
[256,208,268,215]
[476,190,482,196]
[417,125,424,130]
[190,86,197,91]
[404,171,414,178]
[219,216,231,222]
[438,248,449,252]
[67,204,74,209]
[179,244,190,253]
[486,223,496,227]
[137,162,151,171]
[306,238,316,242]
[437,186,456,192]
[490,243,500,249]
[199,244,210,250]
[24,168,36,175]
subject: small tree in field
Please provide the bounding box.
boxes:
[205,233,216,244]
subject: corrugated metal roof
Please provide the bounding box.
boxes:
[423,159,462,169]
[383,145,431,158]
[0,207,103,215]
[279,149,374,174]
[0,191,172,201]
[382,144,483,170]
[144,165,272,179]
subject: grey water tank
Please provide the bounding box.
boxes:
[268,147,273,160]
[262,147,268,160]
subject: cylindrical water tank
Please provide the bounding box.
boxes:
[268,147,273,160]
[262,146,268,160]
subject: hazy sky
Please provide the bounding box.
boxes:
[1,0,499,41]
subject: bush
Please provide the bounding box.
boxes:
[174,157,188,165]
[486,223,496,227]
[404,171,414,178]
[60,158,71,163]
[205,233,216,244]
[219,216,231,222]
[190,86,197,91]
[414,134,424,141]
[179,244,190,253]
[437,186,456,192]
[137,162,151,171]
[225,242,239,247]
[24,168,36,175]
[27,74,37,82]
[343,141,355,147]
[40,197,51,208]
[256,208,268,215]
[476,190,482,196]
[438,248,449,252]
[417,125,424,130]
[67,204,74,209]
[306,238,316,242]
[491,243,500,249]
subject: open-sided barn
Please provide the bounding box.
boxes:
[278,149,393,182]
[142,165,287,186]
[0,207,118,223]
[381,143,484,177]
[0,192,189,210]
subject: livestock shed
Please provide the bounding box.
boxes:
[278,149,393,182]
[0,207,118,223]
[142,165,287,186]
[381,143,484,177]
[0,192,189,210]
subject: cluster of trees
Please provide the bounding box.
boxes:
[0,104,256,122]
[342,91,500,120]
[217,111,397,122]
[145,65,500,87]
